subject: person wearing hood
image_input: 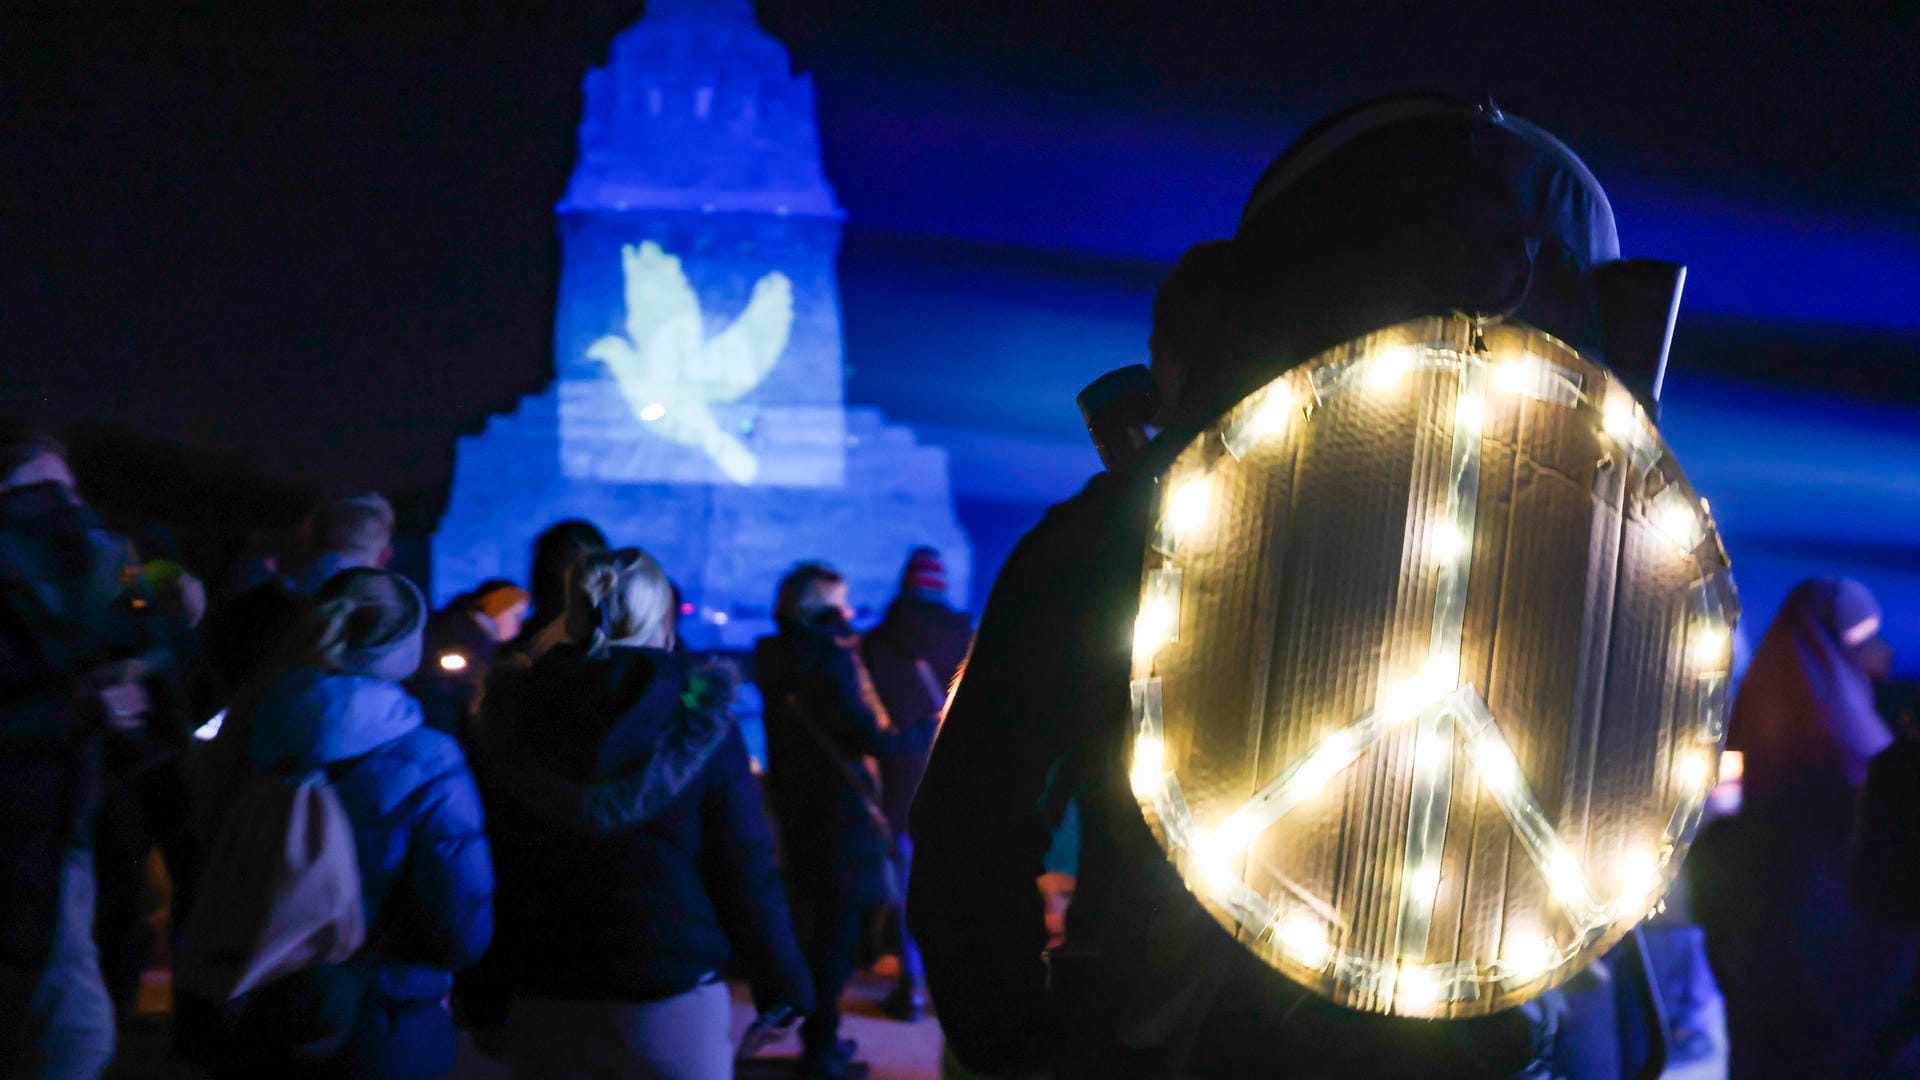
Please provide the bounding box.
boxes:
[466,547,812,1080]
[910,97,1651,1078]
[755,562,934,1078]
[189,566,494,1079]
[860,547,972,1022]
[1689,578,1918,1077]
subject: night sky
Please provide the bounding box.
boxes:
[2,1,1916,528]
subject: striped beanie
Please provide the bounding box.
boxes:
[901,547,947,598]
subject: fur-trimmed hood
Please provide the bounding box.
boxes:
[469,644,735,837]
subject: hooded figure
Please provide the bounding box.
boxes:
[466,548,812,1079]
[911,97,1667,1078]
[1689,579,1917,1078]
[188,567,494,1080]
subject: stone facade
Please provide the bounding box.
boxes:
[434,0,969,648]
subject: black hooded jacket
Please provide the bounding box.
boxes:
[466,644,811,1014]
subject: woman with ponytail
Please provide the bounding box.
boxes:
[188,567,494,1079]
[465,548,811,1079]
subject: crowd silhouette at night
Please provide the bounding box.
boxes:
[5,104,1920,1080]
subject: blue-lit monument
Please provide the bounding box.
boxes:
[433,0,970,647]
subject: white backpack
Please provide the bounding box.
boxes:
[177,767,366,1003]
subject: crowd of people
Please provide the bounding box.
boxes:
[6,96,1920,1080]
[0,419,971,1080]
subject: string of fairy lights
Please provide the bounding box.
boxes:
[1128,321,1734,1015]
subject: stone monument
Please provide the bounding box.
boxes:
[433,0,970,648]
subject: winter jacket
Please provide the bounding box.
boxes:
[755,617,930,900]
[0,483,180,971]
[244,669,496,1011]
[862,597,971,834]
[466,645,812,1015]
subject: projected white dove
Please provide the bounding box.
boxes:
[585,241,794,484]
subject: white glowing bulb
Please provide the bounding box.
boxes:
[639,402,667,423]
[1545,848,1589,906]
[1292,731,1354,798]
[1502,934,1557,984]
[1493,359,1535,394]
[1406,861,1441,901]
[1190,830,1239,894]
[1167,478,1211,538]
[1618,847,1663,905]
[1475,741,1521,796]
[1368,347,1414,390]
[1653,495,1705,551]
[1419,657,1456,698]
[1378,678,1434,724]
[1133,600,1174,658]
[1603,397,1637,440]
[1396,964,1439,1006]
[1429,522,1467,563]
[1690,624,1729,670]
[1251,384,1295,436]
[1277,915,1332,970]
[439,652,469,673]
[1454,394,1485,433]
[1675,752,1715,793]
[1131,734,1165,797]
[1415,734,1451,777]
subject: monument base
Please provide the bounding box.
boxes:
[432,387,971,650]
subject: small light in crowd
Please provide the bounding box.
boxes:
[710,610,730,626]
[439,652,469,673]
[1167,478,1211,538]
[680,602,695,616]
[1718,750,1745,785]
[640,402,667,422]
[192,709,227,742]
[1277,914,1333,970]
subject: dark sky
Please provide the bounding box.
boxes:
[2,1,1916,517]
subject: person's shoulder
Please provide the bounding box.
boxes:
[363,724,474,796]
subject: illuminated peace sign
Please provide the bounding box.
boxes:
[1129,314,1735,1018]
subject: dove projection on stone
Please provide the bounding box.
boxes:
[586,241,794,484]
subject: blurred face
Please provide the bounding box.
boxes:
[1852,636,1895,684]
[491,600,529,643]
[801,579,852,623]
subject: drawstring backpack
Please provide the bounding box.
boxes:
[176,731,370,1060]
